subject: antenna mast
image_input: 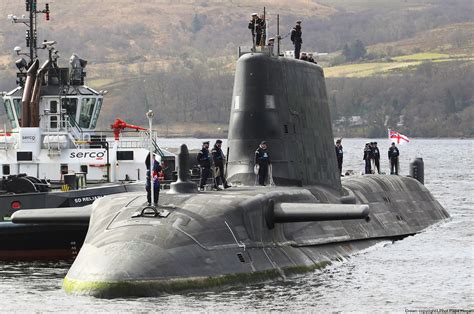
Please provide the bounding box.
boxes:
[28,0,36,62]
[277,14,280,56]
[263,7,266,46]
[9,0,51,65]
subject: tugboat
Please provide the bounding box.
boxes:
[0,1,175,260]
[58,17,449,297]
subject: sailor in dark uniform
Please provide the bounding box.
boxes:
[291,21,303,59]
[197,141,212,191]
[363,143,372,174]
[248,13,265,47]
[255,141,271,186]
[388,142,400,175]
[211,139,231,189]
[372,142,381,174]
[335,139,343,176]
[145,153,162,206]
[258,13,266,45]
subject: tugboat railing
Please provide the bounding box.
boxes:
[43,111,82,150]
[65,115,83,143]
[0,133,17,150]
[0,123,15,150]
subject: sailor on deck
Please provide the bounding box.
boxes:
[248,13,265,48]
[255,141,271,186]
[388,142,400,175]
[145,153,162,206]
[372,142,381,174]
[291,21,303,59]
[197,141,212,191]
[363,143,373,174]
[335,139,343,176]
[211,140,231,189]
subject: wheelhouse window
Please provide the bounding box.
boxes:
[49,100,59,129]
[3,99,18,128]
[79,97,96,128]
[62,98,78,122]
[13,98,21,118]
[50,116,58,129]
[89,98,102,129]
[50,100,58,113]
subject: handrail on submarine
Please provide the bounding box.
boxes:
[239,45,275,58]
[264,200,370,229]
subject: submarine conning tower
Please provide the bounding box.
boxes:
[227,52,341,191]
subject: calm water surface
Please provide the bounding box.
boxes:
[1,138,473,312]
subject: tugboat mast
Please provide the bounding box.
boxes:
[8,0,50,65]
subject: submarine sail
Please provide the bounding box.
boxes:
[227,53,340,189]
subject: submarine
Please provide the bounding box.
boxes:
[55,45,449,297]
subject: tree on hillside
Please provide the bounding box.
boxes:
[342,39,367,61]
[352,40,367,60]
[191,14,206,34]
[342,44,351,61]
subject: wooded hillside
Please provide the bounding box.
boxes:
[0,0,472,137]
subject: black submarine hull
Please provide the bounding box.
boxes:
[63,53,449,297]
[63,176,448,297]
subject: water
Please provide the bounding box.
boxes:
[1,138,473,312]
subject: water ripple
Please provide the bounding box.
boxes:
[1,139,473,311]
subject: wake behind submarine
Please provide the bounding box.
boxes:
[63,50,449,298]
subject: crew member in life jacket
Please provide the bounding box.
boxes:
[197,141,212,191]
[300,52,308,61]
[308,53,316,64]
[371,142,381,174]
[335,139,343,176]
[388,142,400,175]
[363,143,373,174]
[255,141,271,186]
[145,153,162,206]
[211,140,231,189]
[248,13,265,48]
[291,21,303,59]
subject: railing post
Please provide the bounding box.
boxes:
[47,114,50,151]
[57,118,60,151]
[3,123,7,150]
